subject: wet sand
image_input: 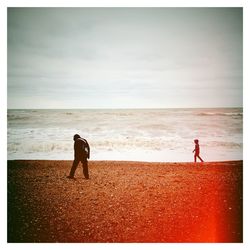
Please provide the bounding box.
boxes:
[7,160,242,243]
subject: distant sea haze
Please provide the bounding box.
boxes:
[7,108,243,162]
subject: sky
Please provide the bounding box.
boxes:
[7,7,243,109]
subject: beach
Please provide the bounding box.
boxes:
[7,160,242,243]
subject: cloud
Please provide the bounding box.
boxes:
[8,8,243,108]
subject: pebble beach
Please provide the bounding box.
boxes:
[7,160,242,243]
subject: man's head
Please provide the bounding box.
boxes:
[194,139,199,144]
[73,134,81,141]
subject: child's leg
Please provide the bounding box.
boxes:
[194,155,197,162]
[198,155,204,162]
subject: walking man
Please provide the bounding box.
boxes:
[67,134,90,179]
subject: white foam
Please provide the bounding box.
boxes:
[7,108,243,161]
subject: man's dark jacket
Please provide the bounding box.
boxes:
[74,138,90,159]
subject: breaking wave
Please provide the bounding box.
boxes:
[7,108,243,161]
[198,112,243,117]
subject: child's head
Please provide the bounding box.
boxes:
[194,139,199,144]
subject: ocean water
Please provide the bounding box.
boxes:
[7,108,243,162]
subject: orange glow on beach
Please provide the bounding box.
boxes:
[141,164,243,243]
[8,161,242,243]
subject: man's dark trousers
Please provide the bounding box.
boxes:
[69,156,89,179]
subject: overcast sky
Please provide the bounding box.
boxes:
[8,7,242,109]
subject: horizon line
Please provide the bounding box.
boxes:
[7,106,243,110]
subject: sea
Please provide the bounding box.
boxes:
[7,108,243,162]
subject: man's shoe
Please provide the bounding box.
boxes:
[67,176,75,179]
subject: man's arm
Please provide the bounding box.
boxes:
[85,139,90,159]
[87,141,90,159]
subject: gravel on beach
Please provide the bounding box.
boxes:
[7,160,242,243]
